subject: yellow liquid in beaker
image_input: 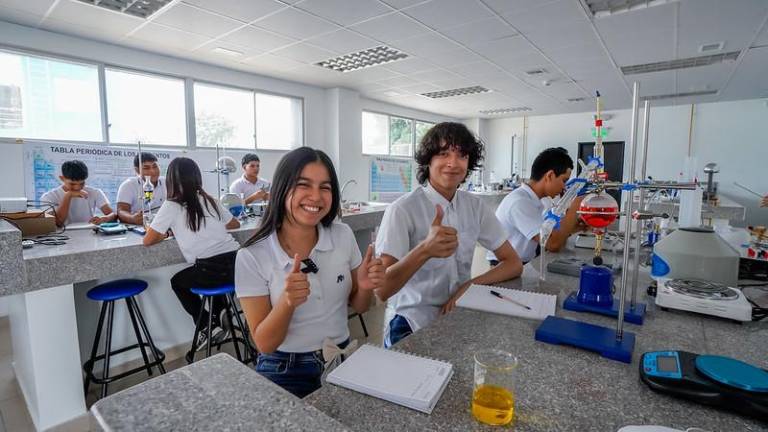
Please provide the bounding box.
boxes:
[471,384,515,425]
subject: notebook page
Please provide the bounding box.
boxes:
[456,284,556,319]
[327,345,452,409]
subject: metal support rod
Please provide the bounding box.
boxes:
[616,82,640,340]
[630,100,651,309]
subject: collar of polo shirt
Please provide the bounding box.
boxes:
[423,181,458,212]
[269,224,334,270]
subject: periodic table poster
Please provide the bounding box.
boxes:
[369,156,413,203]
[24,141,180,205]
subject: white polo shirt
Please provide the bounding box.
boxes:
[116,176,167,213]
[229,175,271,200]
[40,185,109,225]
[235,222,362,353]
[149,195,239,263]
[487,184,545,264]
[376,182,507,337]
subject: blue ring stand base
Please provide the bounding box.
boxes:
[562,291,646,325]
[535,316,635,363]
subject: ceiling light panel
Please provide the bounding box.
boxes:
[315,45,408,73]
[621,51,740,75]
[422,86,490,99]
[642,90,718,101]
[76,0,172,19]
[584,0,681,18]
[479,107,532,115]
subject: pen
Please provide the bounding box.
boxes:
[490,290,531,310]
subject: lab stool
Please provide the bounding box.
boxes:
[186,284,257,364]
[83,279,166,399]
[348,308,369,338]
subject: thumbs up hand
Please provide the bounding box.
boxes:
[282,254,310,308]
[357,244,385,291]
[422,204,458,258]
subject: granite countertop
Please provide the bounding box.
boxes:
[306,247,768,432]
[0,219,25,295]
[13,206,387,294]
[91,353,351,432]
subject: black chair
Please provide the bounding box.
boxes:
[83,279,166,399]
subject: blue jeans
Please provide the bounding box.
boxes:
[255,339,349,398]
[385,314,413,348]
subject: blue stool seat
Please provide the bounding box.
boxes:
[190,284,235,296]
[87,279,148,302]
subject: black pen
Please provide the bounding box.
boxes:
[490,290,531,310]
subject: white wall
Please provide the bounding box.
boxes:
[482,99,768,226]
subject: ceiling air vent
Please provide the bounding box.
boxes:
[479,107,532,115]
[567,97,586,102]
[315,45,408,73]
[421,86,490,99]
[583,0,680,18]
[76,0,173,19]
[621,51,740,75]
[699,42,724,53]
[642,90,718,101]
[525,68,548,76]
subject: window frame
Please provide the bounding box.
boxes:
[361,109,436,158]
[0,45,305,152]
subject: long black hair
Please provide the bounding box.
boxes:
[165,157,221,232]
[414,122,484,184]
[244,147,340,247]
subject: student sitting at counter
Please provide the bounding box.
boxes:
[116,152,166,225]
[41,159,116,227]
[143,157,241,347]
[230,153,271,204]
[374,122,524,348]
[235,147,384,398]
[488,147,584,265]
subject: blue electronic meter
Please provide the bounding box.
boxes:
[640,350,768,422]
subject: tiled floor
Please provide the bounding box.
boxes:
[0,246,491,431]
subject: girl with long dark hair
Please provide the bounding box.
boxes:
[144,157,241,348]
[235,147,385,398]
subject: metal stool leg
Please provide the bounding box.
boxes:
[223,296,243,362]
[100,301,115,399]
[128,297,166,374]
[206,296,214,358]
[227,293,258,363]
[187,297,209,364]
[84,302,108,396]
[125,297,153,377]
[358,313,369,338]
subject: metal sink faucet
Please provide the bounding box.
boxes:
[341,179,357,203]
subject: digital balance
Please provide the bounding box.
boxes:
[640,350,768,421]
[654,278,753,322]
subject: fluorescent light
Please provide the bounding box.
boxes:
[212,47,244,57]
[584,0,680,18]
[421,86,490,99]
[76,0,173,19]
[315,45,408,73]
[479,107,531,115]
[621,51,740,75]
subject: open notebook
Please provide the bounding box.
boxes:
[326,344,453,414]
[456,284,556,320]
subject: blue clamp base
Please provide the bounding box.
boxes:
[563,291,646,325]
[621,183,638,191]
[544,210,562,230]
[535,315,636,363]
[587,155,604,168]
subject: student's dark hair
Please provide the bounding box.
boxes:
[244,147,340,247]
[133,152,158,169]
[414,122,484,184]
[530,147,574,181]
[61,160,88,181]
[241,153,260,166]
[165,157,221,232]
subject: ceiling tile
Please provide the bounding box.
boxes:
[500,0,587,34]
[349,12,429,43]
[382,58,436,74]
[203,41,264,58]
[446,61,503,77]
[541,82,587,100]
[182,0,286,22]
[296,0,390,26]
[756,23,768,47]
[408,68,460,82]
[220,25,296,51]
[544,42,607,66]
[720,45,768,99]
[253,7,339,40]
[441,16,517,46]
[154,3,243,38]
[391,32,460,57]
[242,53,306,71]
[676,0,768,59]
[129,23,210,51]
[595,2,676,65]
[306,29,378,54]
[402,0,493,30]
[0,7,46,27]
[341,66,402,83]
[557,56,617,81]
[675,63,733,94]
[377,0,426,9]
[523,20,598,53]
[470,35,537,61]
[272,42,335,63]
[482,0,560,15]
[1,0,53,16]
[397,82,442,93]
[419,48,484,66]
[44,0,142,37]
[374,75,420,88]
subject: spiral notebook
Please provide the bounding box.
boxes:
[456,284,556,320]
[326,344,453,414]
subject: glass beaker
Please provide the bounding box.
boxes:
[471,349,518,426]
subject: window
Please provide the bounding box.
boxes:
[194,83,254,149]
[362,111,389,155]
[0,50,102,141]
[255,93,302,150]
[389,117,413,157]
[105,68,186,146]
[414,121,434,147]
[362,112,436,157]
